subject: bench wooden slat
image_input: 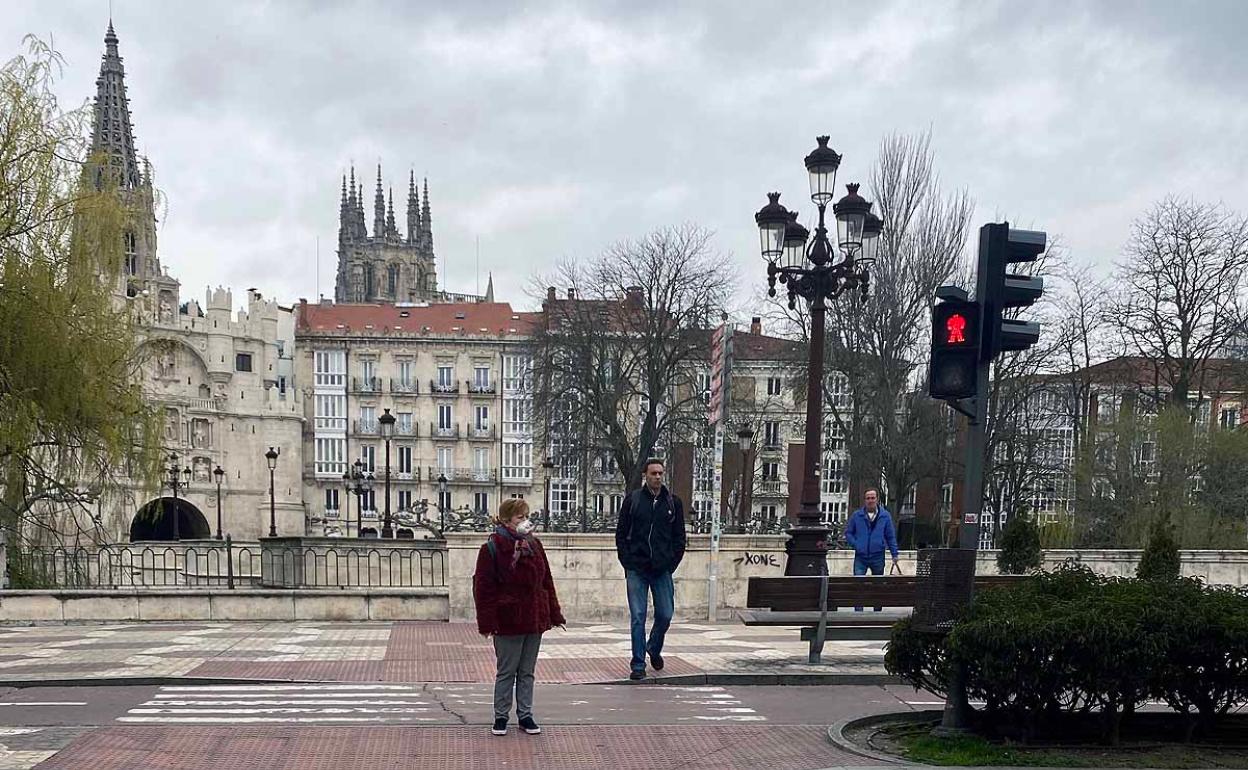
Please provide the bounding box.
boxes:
[746,574,1022,611]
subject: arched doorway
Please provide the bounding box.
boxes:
[130,497,212,541]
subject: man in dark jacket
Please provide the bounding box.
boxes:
[843,487,900,612]
[615,458,686,680]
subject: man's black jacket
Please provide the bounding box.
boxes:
[615,484,687,575]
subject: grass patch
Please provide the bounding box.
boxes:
[882,722,1248,768]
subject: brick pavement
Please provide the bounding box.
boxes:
[0,621,886,684]
[30,724,882,769]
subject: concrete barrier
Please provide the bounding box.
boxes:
[445,534,1248,624]
[0,588,447,624]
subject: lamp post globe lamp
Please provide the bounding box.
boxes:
[265,446,279,537]
[378,408,396,538]
[213,465,225,540]
[166,453,182,541]
[753,135,882,576]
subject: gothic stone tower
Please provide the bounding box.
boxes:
[334,165,438,303]
[90,22,177,312]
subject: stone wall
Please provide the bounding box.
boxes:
[0,588,446,623]
[446,534,1248,623]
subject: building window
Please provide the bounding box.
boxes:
[766,376,782,396]
[360,445,376,473]
[761,504,778,522]
[235,353,253,372]
[387,264,399,297]
[397,445,413,475]
[821,456,846,496]
[324,488,339,513]
[761,461,779,480]
[314,437,345,476]
[398,360,414,388]
[551,482,577,514]
[474,405,490,430]
[763,421,780,447]
[1220,406,1241,429]
[473,492,489,513]
[436,447,453,471]
[437,364,454,389]
[438,404,453,430]
[594,494,605,513]
[474,366,491,389]
[123,230,138,275]
[438,489,452,512]
[314,351,346,388]
[502,355,531,391]
[398,490,413,511]
[503,399,531,434]
[397,412,413,435]
[359,405,377,433]
[503,442,532,480]
[361,489,376,513]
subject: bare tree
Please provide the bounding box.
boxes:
[1112,197,1248,411]
[529,224,734,496]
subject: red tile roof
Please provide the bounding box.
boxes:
[296,300,541,337]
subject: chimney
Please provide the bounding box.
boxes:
[547,286,557,302]
[566,288,575,300]
[750,316,762,335]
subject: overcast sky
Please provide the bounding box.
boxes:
[4,1,1247,317]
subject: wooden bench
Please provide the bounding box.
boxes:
[741,574,1023,663]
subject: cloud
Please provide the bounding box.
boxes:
[1,0,1245,315]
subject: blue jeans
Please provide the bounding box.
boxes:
[853,555,885,612]
[625,569,674,673]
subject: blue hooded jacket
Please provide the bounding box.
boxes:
[844,506,899,561]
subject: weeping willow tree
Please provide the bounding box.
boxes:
[1,37,161,563]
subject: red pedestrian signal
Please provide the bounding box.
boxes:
[946,313,967,345]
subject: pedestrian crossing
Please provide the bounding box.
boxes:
[117,683,768,725]
[118,684,442,724]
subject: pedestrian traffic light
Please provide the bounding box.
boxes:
[977,223,1045,360]
[928,298,981,400]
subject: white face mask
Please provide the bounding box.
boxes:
[515,519,535,536]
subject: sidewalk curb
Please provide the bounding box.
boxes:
[0,676,303,689]
[826,709,942,766]
[590,672,903,686]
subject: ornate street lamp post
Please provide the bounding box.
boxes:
[164,454,191,541]
[342,459,373,537]
[754,135,882,576]
[541,457,555,529]
[379,408,396,538]
[212,465,225,540]
[265,447,280,537]
[437,472,449,531]
[735,426,754,533]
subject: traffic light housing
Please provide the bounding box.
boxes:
[929,299,981,399]
[977,223,1045,360]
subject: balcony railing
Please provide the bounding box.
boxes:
[353,376,383,393]
[395,468,421,482]
[468,425,495,440]
[430,379,460,395]
[395,422,418,437]
[756,479,785,497]
[592,469,619,484]
[761,441,784,453]
[467,380,497,395]
[430,423,460,439]
[427,467,497,484]
[323,508,340,520]
[355,419,380,435]
[501,468,533,485]
[390,379,418,395]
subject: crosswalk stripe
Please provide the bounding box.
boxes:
[130,707,435,715]
[145,700,433,707]
[118,716,437,724]
[162,684,420,692]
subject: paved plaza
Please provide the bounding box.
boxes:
[0,621,887,685]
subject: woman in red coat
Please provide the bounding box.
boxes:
[473,498,565,737]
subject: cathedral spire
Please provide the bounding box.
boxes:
[348,166,357,208]
[421,177,433,253]
[406,169,420,245]
[91,21,142,189]
[386,188,397,238]
[373,164,385,238]
[484,272,495,303]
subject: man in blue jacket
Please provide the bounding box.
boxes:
[843,488,900,612]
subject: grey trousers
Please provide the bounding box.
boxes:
[493,633,542,721]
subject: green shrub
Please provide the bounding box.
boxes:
[996,509,1043,574]
[884,566,1248,744]
[1137,515,1181,581]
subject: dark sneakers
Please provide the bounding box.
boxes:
[519,716,542,735]
[649,650,664,671]
[629,669,645,681]
[491,718,508,736]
